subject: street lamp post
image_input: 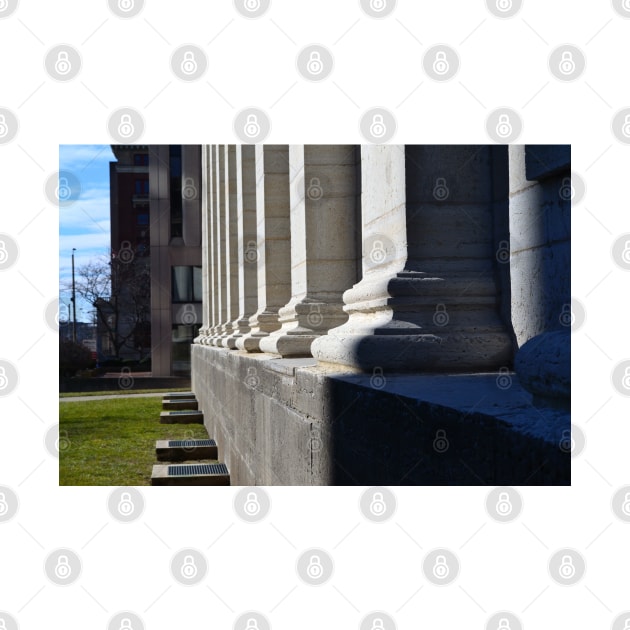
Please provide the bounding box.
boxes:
[71,248,77,343]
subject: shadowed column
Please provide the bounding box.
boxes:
[312,144,512,371]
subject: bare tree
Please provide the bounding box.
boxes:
[71,250,151,360]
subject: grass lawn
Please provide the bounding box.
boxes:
[59,387,190,398]
[59,397,209,486]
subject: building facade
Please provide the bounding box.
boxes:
[191,145,571,486]
[109,145,202,376]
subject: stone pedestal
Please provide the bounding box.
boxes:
[312,145,512,371]
[237,145,291,352]
[259,145,358,357]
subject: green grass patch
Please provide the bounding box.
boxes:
[59,397,209,486]
[59,388,190,398]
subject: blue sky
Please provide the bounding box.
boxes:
[59,144,115,323]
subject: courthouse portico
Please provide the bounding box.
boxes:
[192,144,570,486]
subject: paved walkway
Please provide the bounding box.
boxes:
[60,392,165,403]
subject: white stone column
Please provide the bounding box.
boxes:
[238,145,291,352]
[195,144,211,344]
[209,145,227,345]
[227,145,257,348]
[220,145,240,346]
[259,145,357,357]
[312,145,512,371]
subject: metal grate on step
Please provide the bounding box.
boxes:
[168,463,228,476]
[168,439,216,447]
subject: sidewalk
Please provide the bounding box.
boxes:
[60,392,165,403]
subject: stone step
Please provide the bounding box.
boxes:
[159,410,204,424]
[151,462,230,486]
[162,399,198,411]
[162,392,196,400]
[156,439,218,461]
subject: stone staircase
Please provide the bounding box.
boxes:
[151,392,230,486]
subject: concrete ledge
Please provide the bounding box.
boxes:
[159,410,204,424]
[192,344,570,486]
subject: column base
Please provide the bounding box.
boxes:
[258,299,347,357]
[235,309,282,352]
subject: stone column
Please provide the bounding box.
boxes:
[220,145,240,347]
[209,145,227,345]
[195,144,211,344]
[509,144,571,408]
[227,145,257,348]
[238,145,291,352]
[312,145,513,371]
[259,145,357,357]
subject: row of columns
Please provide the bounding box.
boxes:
[195,144,513,372]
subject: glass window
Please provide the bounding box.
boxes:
[134,154,149,166]
[169,145,183,239]
[171,266,202,302]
